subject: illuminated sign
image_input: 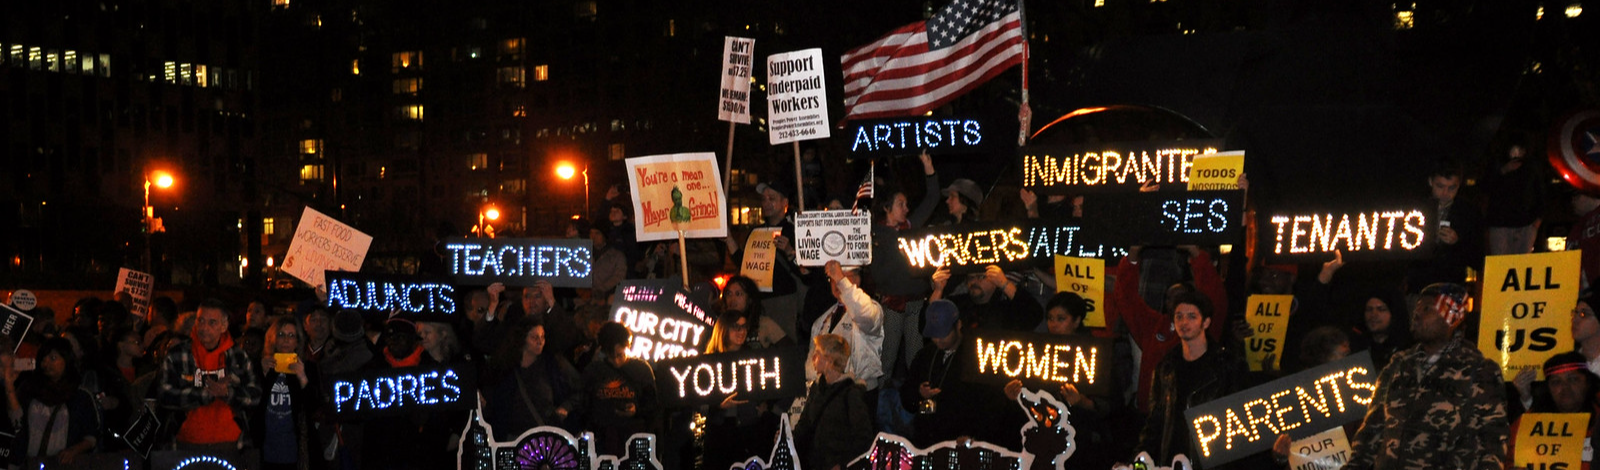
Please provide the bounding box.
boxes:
[152,451,248,470]
[121,403,161,458]
[962,331,1112,395]
[844,116,997,157]
[1081,191,1244,246]
[1025,223,1127,260]
[324,271,457,321]
[1019,139,1223,194]
[896,222,1034,274]
[1261,208,1431,262]
[457,406,663,470]
[610,280,715,362]
[442,237,592,288]
[327,364,478,418]
[1182,351,1376,468]
[652,346,806,407]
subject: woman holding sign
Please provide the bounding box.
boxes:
[255,317,323,470]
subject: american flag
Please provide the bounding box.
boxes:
[841,0,1024,120]
[852,163,874,211]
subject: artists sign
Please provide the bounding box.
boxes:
[325,271,458,321]
[1262,208,1431,262]
[845,116,997,158]
[962,330,1112,395]
[442,237,592,288]
[1020,139,1223,194]
[328,364,478,418]
[1080,190,1244,246]
[610,280,715,362]
[1183,351,1376,468]
[652,346,806,407]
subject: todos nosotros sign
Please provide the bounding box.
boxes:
[328,364,478,418]
[845,116,998,158]
[442,237,592,288]
[962,330,1113,396]
[652,346,807,407]
[1080,190,1244,246]
[324,271,457,321]
[610,280,715,362]
[1183,351,1376,468]
[1019,139,1223,194]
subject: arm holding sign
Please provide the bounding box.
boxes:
[830,262,882,333]
[1184,247,1230,340]
[907,154,940,229]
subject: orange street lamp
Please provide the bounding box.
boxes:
[477,204,500,238]
[143,169,177,272]
[556,161,589,219]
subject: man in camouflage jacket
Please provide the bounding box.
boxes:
[1347,283,1508,470]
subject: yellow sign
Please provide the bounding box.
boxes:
[624,153,729,242]
[741,228,779,293]
[1514,413,1589,470]
[1054,256,1105,327]
[1479,251,1582,380]
[1244,295,1294,372]
[1187,151,1244,191]
[1288,427,1353,470]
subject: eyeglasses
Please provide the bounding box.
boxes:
[277,331,300,338]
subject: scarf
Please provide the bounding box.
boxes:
[177,332,241,444]
[384,347,423,368]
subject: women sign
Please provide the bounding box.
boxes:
[625,153,728,242]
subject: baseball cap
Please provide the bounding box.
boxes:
[941,179,984,206]
[923,300,959,339]
[755,180,793,201]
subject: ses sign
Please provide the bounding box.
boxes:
[845,116,995,158]
[442,237,592,288]
[328,364,477,418]
[1080,191,1244,246]
[1183,351,1376,468]
[652,346,806,407]
[611,280,715,362]
[1262,208,1430,262]
[324,271,457,321]
[962,330,1113,395]
[1020,140,1223,194]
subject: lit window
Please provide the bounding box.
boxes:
[351,59,360,75]
[29,47,42,70]
[1567,3,1583,17]
[263,218,276,236]
[502,179,526,195]
[533,64,549,81]
[299,139,322,155]
[392,51,422,72]
[63,51,76,74]
[392,77,423,95]
[666,19,676,37]
[300,164,325,182]
[497,66,525,88]
[196,65,209,87]
[97,54,110,78]
[512,104,526,117]
[180,63,193,85]
[500,38,524,59]
[45,51,58,72]
[1395,10,1414,29]
[164,61,177,83]
[398,105,424,121]
[609,143,625,161]
[274,0,289,6]
[575,1,597,20]
[469,153,488,170]
[1094,0,1104,6]
[8,45,21,65]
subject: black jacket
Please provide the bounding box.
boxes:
[794,378,874,470]
[1138,341,1249,466]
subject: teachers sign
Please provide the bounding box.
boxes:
[625,153,729,242]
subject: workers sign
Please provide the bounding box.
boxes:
[1183,351,1376,468]
[626,153,729,242]
[1053,256,1105,327]
[740,228,779,292]
[1478,250,1582,381]
[1187,151,1244,191]
[1244,295,1293,372]
[1514,413,1589,470]
[795,211,871,266]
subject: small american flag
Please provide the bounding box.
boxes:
[852,163,874,211]
[841,0,1024,120]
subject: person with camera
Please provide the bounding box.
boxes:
[899,300,998,448]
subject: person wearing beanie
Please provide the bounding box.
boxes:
[899,299,1000,448]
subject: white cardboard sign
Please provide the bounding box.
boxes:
[766,48,831,145]
[718,37,755,124]
[282,207,373,289]
[114,268,154,316]
[794,211,872,266]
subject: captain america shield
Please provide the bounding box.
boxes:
[1548,109,1600,194]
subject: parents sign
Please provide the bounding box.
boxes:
[625,153,728,242]
[442,237,592,288]
[1183,351,1376,468]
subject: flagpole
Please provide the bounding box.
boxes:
[1017,0,1032,147]
[724,121,737,195]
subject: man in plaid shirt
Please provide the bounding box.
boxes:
[157,298,262,451]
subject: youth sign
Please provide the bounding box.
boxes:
[1080,190,1244,246]
[282,207,373,289]
[652,346,806,407]
[795,210,872,266]
[625,153,729,242]
[441,237,592,288]
[845,116,996,157]
[610,280,715,362]
[1183,351,1376,468]
[1479,250,1581,381]
[1019,139,1222,194]
[324,271,458,321]
[718,37,755,124]
[327,364,478,418]
[963,330,1113,395]
[766,48,830,144]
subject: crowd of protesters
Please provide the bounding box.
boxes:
[7,142,1600,470]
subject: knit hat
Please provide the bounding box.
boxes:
[332,309,365,343]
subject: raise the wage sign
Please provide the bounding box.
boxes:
[442,237,592,288]
[324,271,457,322]
[1183,351,1376,468]
[610,280,715,362]
[652,346,807,407]
[1479,250,1582,381]
[327,364,478,418]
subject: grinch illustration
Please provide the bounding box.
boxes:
[670,186,692,225]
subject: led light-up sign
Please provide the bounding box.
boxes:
[610,280,715,362]
[1019,139,1223,194]
[121,403,161,458]
[1182,351,1376,468]
[443,237,592,288]
[1025,223,1127,261]
[844,116,996,158]
[896,222,1034,274]
[961,331,1112,395]
[327,364,478,418]
[1080,190,1244,246]
[1261,208,1431,262]
[457,406,664,470]
[324,271,457,321]
[152,451,249,470]
[652,346,806,407]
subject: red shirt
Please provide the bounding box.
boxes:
[1105,251,1229,412]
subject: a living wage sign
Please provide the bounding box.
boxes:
[441,237,592,288]
[1019,139,1223,194]
[327,363,478,419]
[652,346,807,407]
[324,271,458,322]
[1183,351,1377,468]
[961,330,1113,396]
[610,280,715,362]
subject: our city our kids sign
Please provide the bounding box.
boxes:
[1479,250,1582,380]
[610,280,715,362]
[1183,351,1377,468]
[625,153,729,242]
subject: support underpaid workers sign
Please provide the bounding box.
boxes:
[1479,250,1582,381]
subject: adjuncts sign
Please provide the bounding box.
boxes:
[324,271,458,321]
[1183,351,1376,468]
[1019,139,1223,194]
[653,346,806,407]
[442,237,592,288]
[962,330,1112,395]
[328,364,478,418]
